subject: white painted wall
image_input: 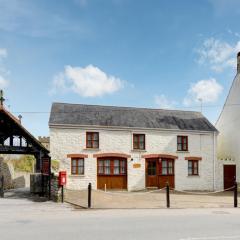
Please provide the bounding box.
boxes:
[50,126,217,191]
[216,73,240,184]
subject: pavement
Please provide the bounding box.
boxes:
[2,188,240,240]
[65,188,238,209]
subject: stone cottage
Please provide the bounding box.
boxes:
[49,103,218,191]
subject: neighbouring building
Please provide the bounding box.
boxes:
[38,136,50,151]
[216,52,240,190]
[49,102,218,191]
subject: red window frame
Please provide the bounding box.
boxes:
[159,159,175,176]
[133,134,145,150]
[71,158,84,175]
[97,158,127,176]
[177,136,188,151]
[188,160,199,176]
[86,132,99,149]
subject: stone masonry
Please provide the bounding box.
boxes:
[50,127,218,191]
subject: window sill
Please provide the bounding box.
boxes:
[131,149,147,153]
[83,148,100,151]
[187,175,200,177]
[69,174,85,177]
[176,151,189,153]
[98,174,127,176]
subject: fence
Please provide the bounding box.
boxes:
[64,182,239,209]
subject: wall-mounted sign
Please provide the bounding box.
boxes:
[133,163,141,168]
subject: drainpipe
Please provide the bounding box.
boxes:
[213,131,216,191]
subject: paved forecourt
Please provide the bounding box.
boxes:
[65,188,238,209]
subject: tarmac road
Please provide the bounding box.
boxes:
[1,191,240,240]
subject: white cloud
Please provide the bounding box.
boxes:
[0,48,9,89]
[183,78,223,106]
[209,0,240,15]
[74,0,89,7]
[0,0,88,38]
[196,38,240,72]
[154,94,176,109]
[51,65,124,97]
[0,48,7,59]
[0,75,8,89]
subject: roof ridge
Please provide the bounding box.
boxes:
[52,102,202,114]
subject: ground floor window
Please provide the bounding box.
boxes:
[71,158,84,175]
[98,159,127,175]
[160,159,174,175]
[188,160,199,176]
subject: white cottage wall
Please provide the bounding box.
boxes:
[50,127,216,191]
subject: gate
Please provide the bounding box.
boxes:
[0,90,51,198]
[224,165,236,190]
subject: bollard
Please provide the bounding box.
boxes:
[0,176,4,198]
[234,181,238,208]
[166,182,170,208]
[61,185,64,203]
[88,183,92,208]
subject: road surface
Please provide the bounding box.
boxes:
[1,192,240,240]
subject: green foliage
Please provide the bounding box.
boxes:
[51,159,60,172]
[5,155,60,173]
[13,155,35,173]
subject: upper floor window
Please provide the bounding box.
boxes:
[133,134,145,150]
[188,160,199,176]
[86,132,99,149]
[71,158,84,175]
[177,136,188,151]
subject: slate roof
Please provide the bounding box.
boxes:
[49,102,217,132]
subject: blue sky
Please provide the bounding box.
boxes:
[0,0,240,136]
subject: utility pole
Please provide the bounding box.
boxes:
[198,98,203,113]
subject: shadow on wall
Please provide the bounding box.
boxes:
[0,157,29,190]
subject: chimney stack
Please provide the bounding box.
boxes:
[238,52,240,74]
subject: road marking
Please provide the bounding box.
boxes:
[180,236,240,240]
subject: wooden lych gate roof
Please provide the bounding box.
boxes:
[0,104,49,172]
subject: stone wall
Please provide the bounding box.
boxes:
[0,157,31,189]
[50,174,62,202]
[50,126,218,191]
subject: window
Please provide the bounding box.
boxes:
[160,159,174,175]
[177,136,188,151]
[147,161,157,176]
[71,158,84,175]
[97,159,127,175]
[188,160,199,176]
[86,132,99,148]
[133,134,145,150]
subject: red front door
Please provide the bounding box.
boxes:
[146,158,175,189]
[158,159,175,189]
[146,159,158,187]
[224,165,236,190]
